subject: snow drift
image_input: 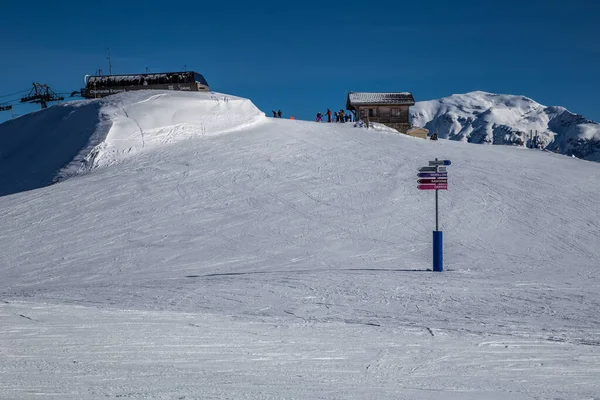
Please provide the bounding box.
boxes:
[0,90,265,196]
[411,91,600,161]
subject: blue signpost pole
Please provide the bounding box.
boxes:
[433,159,443,272]
[433,230,443,272]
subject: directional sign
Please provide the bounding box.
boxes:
[418,159,451,273]
[418,179,448,184]
[418,184,448,190]
[419,166,447,172]
[418,172,448,178]
[429,160,451,166]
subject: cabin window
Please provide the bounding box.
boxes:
[391,108,401,117]
[368,108,377,117]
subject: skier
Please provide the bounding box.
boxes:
[326,109,332,122]
[277,110,282,118]
[430,132,439,140]
[272,110,277,118]
[316,112,322,122]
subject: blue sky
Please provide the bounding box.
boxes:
[1,0,599,123]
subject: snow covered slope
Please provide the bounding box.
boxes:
[0,90,264,196]
[411,91,600,161]
[1,91,600,399]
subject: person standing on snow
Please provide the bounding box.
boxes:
[277,110,282,118]
[326,109,332,122]
[316,112,322,122]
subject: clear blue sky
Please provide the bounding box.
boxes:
[1,0,599,123]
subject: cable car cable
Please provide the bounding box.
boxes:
[0,89,30,99]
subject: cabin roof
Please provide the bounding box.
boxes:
[347,92,415,109]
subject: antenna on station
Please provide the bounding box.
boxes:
[107,48,113,76]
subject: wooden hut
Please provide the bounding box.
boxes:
[346,92,415,134]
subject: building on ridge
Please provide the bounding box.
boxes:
[80,71,210,98]
[346,92,416,135]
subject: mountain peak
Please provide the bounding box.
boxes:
[411,91,600,161]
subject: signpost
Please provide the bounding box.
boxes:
[417,158,451,272]
[418,166,447,173]
[428,160,452,166]
[418,179,447,184]
[417,184,448,190]
[417,172,447,178]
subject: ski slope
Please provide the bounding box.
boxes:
[1,91,599,399]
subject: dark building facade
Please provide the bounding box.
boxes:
[81,72,210,99]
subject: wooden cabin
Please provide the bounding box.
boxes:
[346,92,415,134]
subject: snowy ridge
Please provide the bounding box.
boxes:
[0,90,265,196]
[63,91,265,178]
[411,91,600,161]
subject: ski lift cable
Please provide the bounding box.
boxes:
[2,97,24,105]
[0,83,77,113]
[0,89,30,99]
[2,95,67,107]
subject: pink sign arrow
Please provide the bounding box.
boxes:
[418,184,448,190]
[418,179,448,184]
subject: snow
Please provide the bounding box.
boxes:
[3,302,599,400]
[1,90,600,399]
[0,91,264,196]
[411,91,600,160]
[73,91,264,172]
[348,92,415,105]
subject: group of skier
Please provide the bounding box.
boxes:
[271,108,438,141]
[315,109,352,123]
[270,108,356,123]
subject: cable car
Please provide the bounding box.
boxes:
[80,71,210,98]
